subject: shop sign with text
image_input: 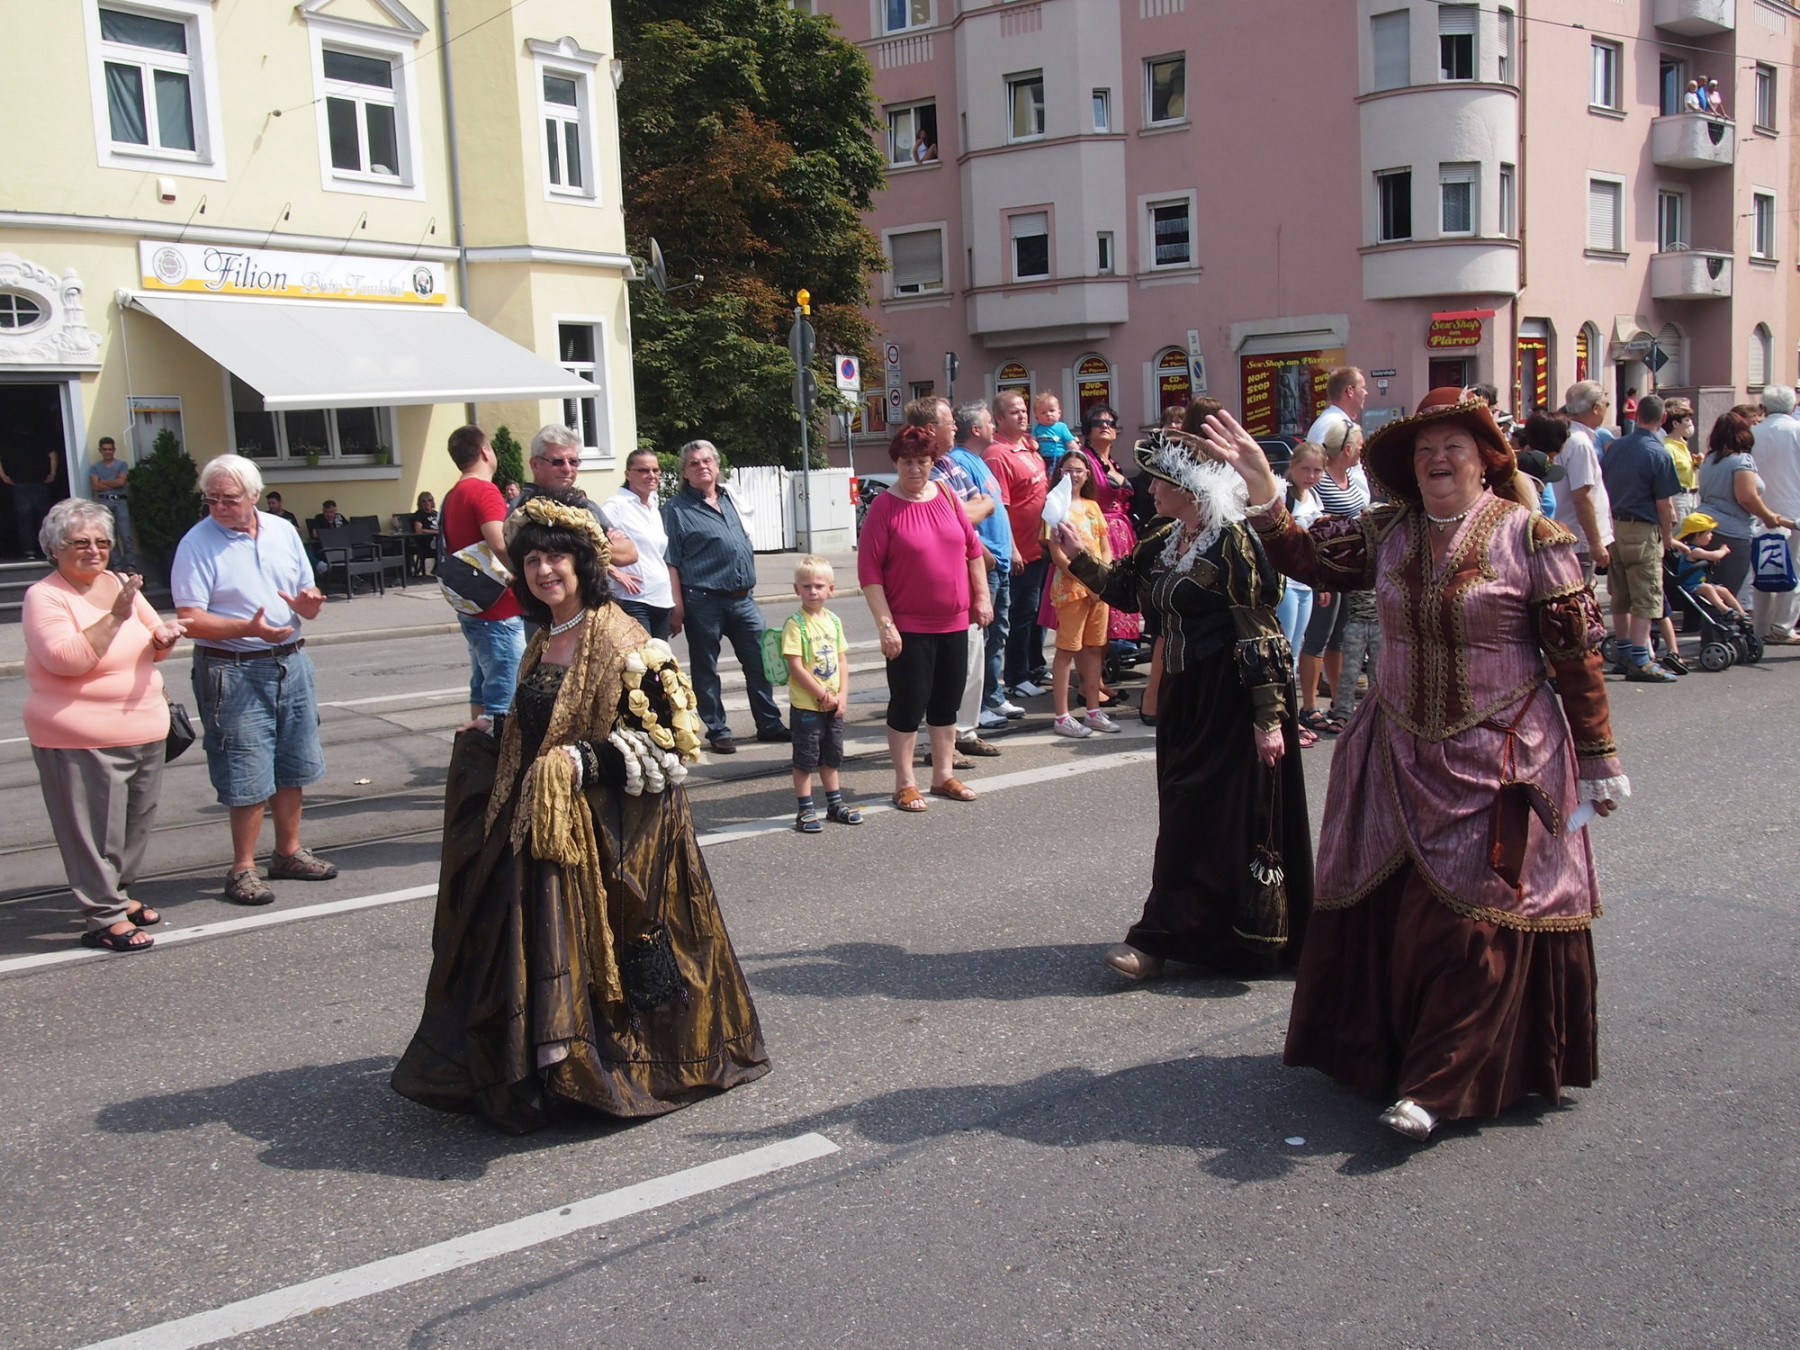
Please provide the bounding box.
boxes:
[1426,316,1483,349]
[1238,348,1345,438]
[138,241,448,305]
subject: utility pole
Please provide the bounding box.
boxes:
[789,289,817,552]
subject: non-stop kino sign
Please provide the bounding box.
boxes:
[139,241,448,305]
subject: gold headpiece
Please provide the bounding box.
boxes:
[504,494,612,567]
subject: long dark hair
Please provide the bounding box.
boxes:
[507,488,613,622]
[1058,449,1099,501]
[1706,411,1755,463]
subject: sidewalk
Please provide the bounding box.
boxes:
[0,548,863,675]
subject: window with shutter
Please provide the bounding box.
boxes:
[890,229,944,294]
[1149,201,1191,267]
[1750,325,1772,387]
[1371,10,1409,92]
[1011,212,1050,280]
[1440,163,1477,235]
[1439,5,1476,81]
[1587,180,1621,251]
[1497,9,1515,84]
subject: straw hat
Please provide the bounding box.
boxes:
[1362,387,1517,506]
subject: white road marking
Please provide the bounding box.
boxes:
[0,745,1153,976]
[320,687,469,708]
[76,1133,840,1350]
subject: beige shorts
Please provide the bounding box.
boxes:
[1053,596,1109,652]
[1608,519,1665,619]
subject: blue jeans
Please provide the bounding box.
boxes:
[97,494,138,571]
[13,482,50,556]
[192,647,327,807]
[458,613,525,717]
[983,569,1012,708]
[681,588,783,740]
[1005,556,1048,686]
[617,598,673,640]
[1276,581,1314,678]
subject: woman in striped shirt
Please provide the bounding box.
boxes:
[1297,423,1371,732]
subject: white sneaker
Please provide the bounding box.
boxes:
[1011,680,1047,698]
[994,698,1026,719]
[977,709,1010,730]
[1053,713,1092,738]
[1083,709,1121,733]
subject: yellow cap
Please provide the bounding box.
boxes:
[1677,511,1718,539]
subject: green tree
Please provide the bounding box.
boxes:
[491,425,527,492]
[617,0,886,466]
[127,428,200,563]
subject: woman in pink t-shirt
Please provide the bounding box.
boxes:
[23,499,185,951]
[858,426,992,812]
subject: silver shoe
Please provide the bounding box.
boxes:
[1102,943,1164,980]
[1378,1098,1438,1141]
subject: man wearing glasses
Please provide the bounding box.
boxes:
[171,454,334,907]
[599,447,675,638]
[512,424,638,635]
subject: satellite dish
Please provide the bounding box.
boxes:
[639,237,702,294]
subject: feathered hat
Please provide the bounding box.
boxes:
[1362,387,1517,506]
[1132,429,1249,526]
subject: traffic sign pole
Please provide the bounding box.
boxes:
[791,292,815,552]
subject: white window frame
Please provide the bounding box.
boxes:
[1657,187,1689,251]
[1145,53,1187,127]
[1092,88,1111,133]
[1007,71,1045,142]
[1587,174,1625,253]
[224,371,396,467]
[1437,4,1477,82]
[1499,163,1516,238]
[530,39,604,206]
[1750,323,1773,388]
[1754,63,1778,131]
[303,10,426,200]
[1497,8,1515,85]
[882,0,931,36]
[883,223,947,299]
[82,0,226,179]
[1439,163,1478,237]
[1751,190,1778,259]
[1591,39,1623,112]
[1096,231,1115,276]
[886,100,938,167]
[1009,210,1051,282]
[1140,192,1196,271]
[555,316,613,462]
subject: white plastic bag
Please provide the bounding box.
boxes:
[1039,474,1073,531]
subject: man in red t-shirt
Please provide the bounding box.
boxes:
[983,390,1051,695]
[440,425,523,728]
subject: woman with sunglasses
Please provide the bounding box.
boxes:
[599,447,675,638]
[22,498,185,951]
[1072,405,1142,673]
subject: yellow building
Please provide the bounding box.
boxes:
[0,0,635,559]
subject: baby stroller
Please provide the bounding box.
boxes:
[1664,552,1763,670]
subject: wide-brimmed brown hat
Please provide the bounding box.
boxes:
[1363,386,1516,506]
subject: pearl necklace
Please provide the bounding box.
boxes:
[1425,507,1473,532]
[549,611,586,636]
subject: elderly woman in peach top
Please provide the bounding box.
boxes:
[23,499,184,952]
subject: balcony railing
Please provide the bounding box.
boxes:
[1654,0,1734,36]
[1651,113,1735,170]
[1649,249,1733,300]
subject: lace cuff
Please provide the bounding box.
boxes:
[1577,774,1630,806]
[1245,493,1284,518]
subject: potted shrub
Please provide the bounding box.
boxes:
[302,446,323,468]
[126,427,200,585]
[371,444,392,466]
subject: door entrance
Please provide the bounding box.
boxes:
[0,384,69,559]
[1428,357,1473,391]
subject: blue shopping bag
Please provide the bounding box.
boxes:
[1752,529,1798,593]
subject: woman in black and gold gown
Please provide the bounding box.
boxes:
[1056,432,1313,981]
[392,490,769,1133]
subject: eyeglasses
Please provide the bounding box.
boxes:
[535,457,581,468]
[202,493,247,507]
[628,463,659,473]
[1089,419,1117,428]
[63,538,112,551]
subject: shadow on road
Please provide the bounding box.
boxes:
[92,1054,632,1178]
[742,941,1259,1003]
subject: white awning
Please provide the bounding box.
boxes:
[123,293,596,410]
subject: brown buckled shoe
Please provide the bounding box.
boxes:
[224,868,275,906]
[268,848,338,881]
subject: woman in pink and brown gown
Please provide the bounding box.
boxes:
[1199,389,1628,1141]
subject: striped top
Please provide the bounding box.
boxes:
[1315,464,1371,519]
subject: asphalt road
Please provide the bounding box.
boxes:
[2,621,1796,1349]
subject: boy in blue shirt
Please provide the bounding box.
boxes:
[782,556,861,832]
[1033,393,1079,468]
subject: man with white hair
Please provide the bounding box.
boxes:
[512,424,637,633]
[172,454,334,905]
[1552,380,1615,584]
[1751,385,1800,642]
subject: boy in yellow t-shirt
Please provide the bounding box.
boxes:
[782,556,861,832]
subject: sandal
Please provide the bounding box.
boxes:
[794,807,823,834]
[224,868,275,906]
[1297,726,1319,749]
[126,902,161,928]
[826,802,864,825]
[892,785,929,813]
[1324,711,1351,732]
[929,777,978,802]
[81,926,153,953]
[1299,708,1333,734]
[268,847,338,881]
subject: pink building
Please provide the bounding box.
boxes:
[809,0,1795,455]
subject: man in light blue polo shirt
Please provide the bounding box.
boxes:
[172,454,335,906]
